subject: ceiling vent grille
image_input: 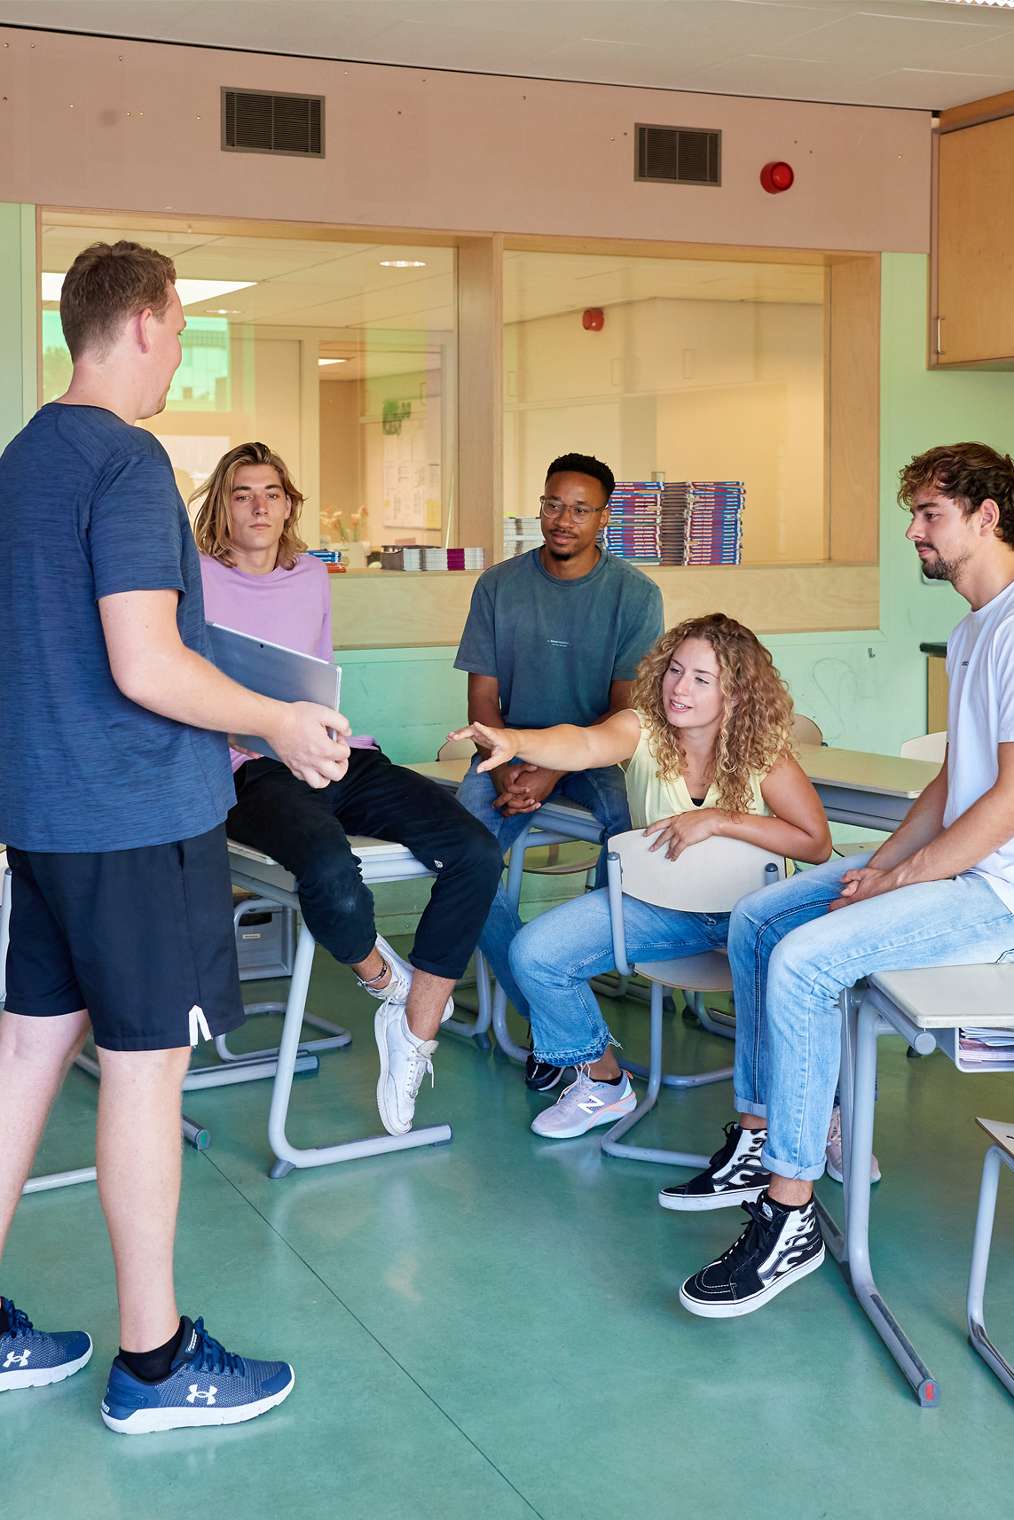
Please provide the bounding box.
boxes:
[221,88,324,158]
[635,124,720,187]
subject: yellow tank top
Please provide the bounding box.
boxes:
[624,713,767,830]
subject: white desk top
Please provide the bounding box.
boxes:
[871,966,1014,1028]
[795,744,936,800]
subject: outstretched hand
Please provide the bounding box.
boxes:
[446,721,520,773]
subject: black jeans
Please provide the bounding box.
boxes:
[228,749,502,980]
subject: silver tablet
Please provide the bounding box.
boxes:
[206,622,341,762]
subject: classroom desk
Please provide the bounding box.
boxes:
[410,745,939,834]
[793,743,937,832]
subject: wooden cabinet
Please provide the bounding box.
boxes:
[933,103,1014,369]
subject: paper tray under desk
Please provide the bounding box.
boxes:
[937,1025,1014,1073]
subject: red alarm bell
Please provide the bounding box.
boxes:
[582,307,605,331]
[760,161,794,194]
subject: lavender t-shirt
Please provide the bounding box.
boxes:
[199,552,375,771]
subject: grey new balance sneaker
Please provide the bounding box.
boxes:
[530,1067,636,1139]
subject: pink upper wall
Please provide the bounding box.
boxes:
[0,26,931,252]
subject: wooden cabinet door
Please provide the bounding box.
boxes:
[937,117,1014,366]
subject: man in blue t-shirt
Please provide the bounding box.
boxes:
[0,241,349,1434]
[455,452,664,1089]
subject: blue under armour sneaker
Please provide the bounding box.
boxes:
[0,1298,93,1391]
[100,1316,294,1435]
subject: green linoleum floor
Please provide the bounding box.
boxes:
[6,944,1014,1520]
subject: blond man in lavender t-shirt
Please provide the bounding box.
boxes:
[194,443,500,1138]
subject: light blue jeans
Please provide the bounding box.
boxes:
[456,758,631,1019]
[729,853,1014,1181]
[509,887,731,1065]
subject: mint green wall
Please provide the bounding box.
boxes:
[0,204,36,444]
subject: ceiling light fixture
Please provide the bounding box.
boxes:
[41,273,255,306]
[378,259,427,269]
[318,358,349,366]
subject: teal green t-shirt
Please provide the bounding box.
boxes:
[454,548,663,728]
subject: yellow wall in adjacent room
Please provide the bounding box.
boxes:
[504,296,824,562]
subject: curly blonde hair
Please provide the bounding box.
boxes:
[631,613,794,814]
[190,441,308,570]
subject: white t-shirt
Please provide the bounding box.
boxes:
[945,577,1014,911]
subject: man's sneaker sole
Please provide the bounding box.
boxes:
[100,1368,295,1435]
[658,1182,767,1213]
[374,1009,410,1136]
[531,1090,636,1140]
[679,1243,826,1319]
[0,1338,93,1391]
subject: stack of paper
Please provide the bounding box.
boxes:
[959,1028,1014,1068]
[684,482,745,565]
[503,516,544,559]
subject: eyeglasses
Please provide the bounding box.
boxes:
[539,496,605,523]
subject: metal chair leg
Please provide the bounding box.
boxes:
[266,924,453,1178]
[601,984,714,1166]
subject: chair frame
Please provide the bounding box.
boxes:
[598,833,784,1165]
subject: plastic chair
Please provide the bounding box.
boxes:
[599,830,784,1165]
[791,713,825,747]
[900,731,947,763]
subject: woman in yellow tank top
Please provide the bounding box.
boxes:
[450,612,831,1140]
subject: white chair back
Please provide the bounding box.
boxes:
[900,731,946,763]
[607,830,784,914]
[437,735,475,762]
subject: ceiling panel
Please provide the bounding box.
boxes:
[2,0,1013,109]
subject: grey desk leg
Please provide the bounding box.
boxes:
[967,1145,1014,1398]
[266,923,452,1179]
[845,1003,939,1407]
[489,823,535,1064]
[601,984,712,1167]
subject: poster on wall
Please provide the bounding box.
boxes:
[381,388,442,532]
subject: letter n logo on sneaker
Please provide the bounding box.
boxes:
[3,1349,31,1369]
[578,1095,605,1116]
[186,1383,217,1405]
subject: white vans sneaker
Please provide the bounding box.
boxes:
[530,1067,636,1139]
[375,998,439,1136]
[359,936,454,1023]
[825,1104,881,1185]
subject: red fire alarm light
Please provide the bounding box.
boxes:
[760,161,794,194]
[582,307,605,331]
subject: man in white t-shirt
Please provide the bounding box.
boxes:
[672,441,1014,1320]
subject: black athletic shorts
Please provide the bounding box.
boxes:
[4,824,246,1052]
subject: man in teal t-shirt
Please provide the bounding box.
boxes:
[455,452,664,1088]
